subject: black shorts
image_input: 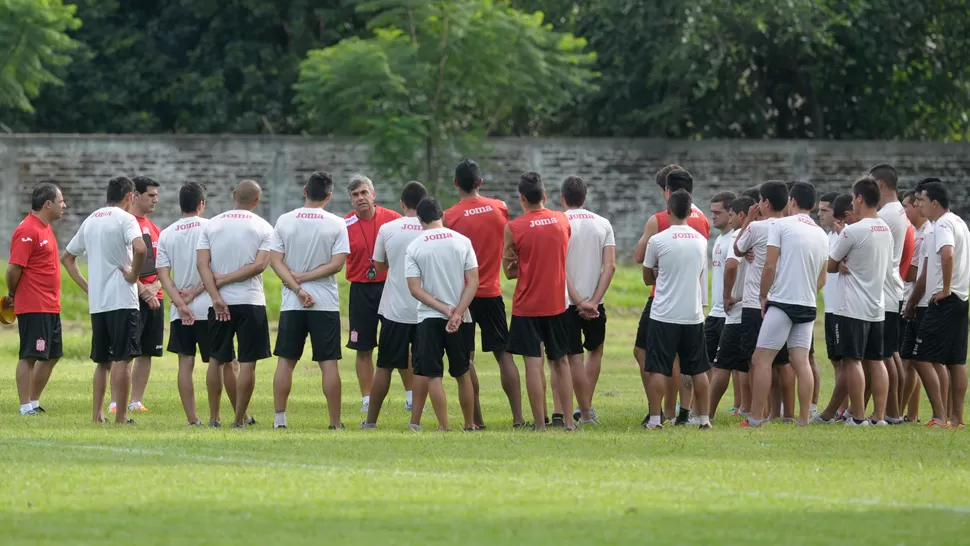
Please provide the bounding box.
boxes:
[467,296,509,353]
[644,319,709,377]
[134,298,165,357]
[824,313,842,362]
[274,311,342,363]
[413,318,471,378]
[347,282,383,351]
[376,318,416,370]
[912,295,969,365]
[836,315,884,362]
[507,313,569,361]
[714,322,748,372]
[167,320,212,362]
[900,308,926,360]
[634,297,653,350]
[90,309,141,364]
[17,313,63,361]
[704,315,725,364]
[208,305,271,364]
[883,307,902,359]
[739,308,762,361]
[565,304,607,355]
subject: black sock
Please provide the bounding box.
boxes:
[678,408,690,421]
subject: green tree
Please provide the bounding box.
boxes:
[295,0,596,194]
[0,0,81,114]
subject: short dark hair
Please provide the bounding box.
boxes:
[833,194,853,219]
[561,176,587,207]
[741,186,761,202]
[759,180,788,212]
[106,176,134,204]
[667,189,692,220]
[901,190,916,204]
[852,175,880,208]
[896,189,907,202]
[518,172,544,205]
[132,176,160,194]
[731,196,755,215]
[710,191,736,209]
[30,183,59,211]
[455,158,482,193]
[914,177,942,195]
[401,181,428,210]
[416,197,443,223]
[666,169,693,194]
[920,181,950,210]
[306,172,334,201]
[655,164,681,190]
[179,182,207,213]
[869,164,898,190]
[789,181,817,211]
[819,191,839,205]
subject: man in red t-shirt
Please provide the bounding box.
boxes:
[503,172,573,430]
[633,166,711,425]
[6,183,67,416]
[343,174,404,413]
[444,158,524,428]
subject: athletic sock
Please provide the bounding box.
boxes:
[109,402,117,409]
[406,391,413,405]
[128,401,140,410]
[810,403,818,414]
[363,395,370,406]
[677,407,690,422]
[30,400,39,409]
[648,415,661,427]
[274,411,287,428]
[20,403,32,415]
[699,415,711,426]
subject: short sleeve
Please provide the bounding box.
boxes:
[935,219,955,252]
[404,247,421,278]
[604,222,616,247]
[373,226,388,263]
[830,228,854,262]
[735,225,755,254]
[332,223,350,255]
[196,224,211,250]
[268,229,285,253]
[643,239,659,268]
[767,222,782,249]
[123,215,141,244]
[156,235,172,268]
[258,221,274,252]
[8,228,32,267]
[66,221,86,256]
[463,240,479,271]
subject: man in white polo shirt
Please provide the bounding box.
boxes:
[197,180,274,428]
[900,185,932,422]
[269,172,350,430]
[61,176,148,425]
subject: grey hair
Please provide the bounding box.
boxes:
[347,173,374,193]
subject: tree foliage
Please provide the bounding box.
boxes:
[0,0,81,114]
[295,0,595,193]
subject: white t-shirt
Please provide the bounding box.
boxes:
[157,216,211,321]
[725,255,745,325]
[766,214,828,308]
[735,218,778,310]
[270,207,350,313]
[373,216,425,324]
[709,229,736,317]
[196,209,274,307]
[829,217,893,322]
[823,231,841,314]
[926,212,970,302]
[565,208,616,304]
[914,222,934,308]
[878,201,909,305]
[404,227,478,322]
[65,206,142,314]
[904,221,930,305]
[643,225,707,325]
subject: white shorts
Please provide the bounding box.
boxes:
[756,306,814,351]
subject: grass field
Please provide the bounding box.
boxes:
[1,265,969,545]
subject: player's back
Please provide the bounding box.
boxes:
[650,205,710,299]
[508,209,570,317]
[823,230,842,313]
[737,218,777,309]
[768,214,828,307]
[375,216,425,323]
[833,217,893,321]
[564,208,615,304]
[444,196,508,298]
[200,209,273,305]
[68,206,141,313]
[405,227,477,321]
[648,225,707,324]
[878,201,909,301]
[271,207,349,312]
[158,217,211,316]
[928,212,970,300]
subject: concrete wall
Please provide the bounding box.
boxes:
[3,134,969,261]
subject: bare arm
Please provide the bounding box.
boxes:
[723,259,739,311]
[826,258,841,274]
[566,274,584,309]
[269,251,303,293]
[374,259,389,275]
[817,267,826,293]
[760,246,779,304]
[157,267,189,309]
[643,265,657,287]
[589,246,617,305]
[216,251,270,287]
[126,238,148,284]
[905,257,928,317]
[60,251,89,293]
[634,216,658,264]
[407,277,452,316]
[938,246,954,299]
[294,254,347,283]
[5,264,22,297]
[197,249,221,301]
[502,225,518,279]
[904,264,918,283]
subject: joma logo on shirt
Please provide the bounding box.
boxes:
[296,212,325,220]
[93,211,112,218]
[529,218,558,228]
[424,233,454,241]
[222,213,251,219]
[672,232,701,240]
[176,222,201,231]
[870,225,890,232]
[569,213,595,220]
[402,224,423,231]
[464,205,494,216]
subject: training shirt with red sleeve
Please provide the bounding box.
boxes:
[650,204,711,298]
[508,209,571,317]
[443,196,508,298]
[899,223,915,280]
[135,215,163,299]
[344,206,401,283]
[8,214,60,314]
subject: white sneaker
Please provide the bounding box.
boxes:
[845,418,871,427]
[408,423,422,432]
[871,419,889,426]
[687,416,701,425]
[811,413,837,424]
[577,419,598,427]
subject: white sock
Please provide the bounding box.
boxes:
[128,401,140,410]
[406,391,413,405]
[30,400,40,409]
[109,402,117,409]
[363,395,370,405]
[699,415,711,426]
[648,415,661,427]
[20,403,32,414]
[810,403,818,413]
[274,411,287,428]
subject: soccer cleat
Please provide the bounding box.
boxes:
[328,424,346,430]
[573,409,581,421]
[738,419,762,428]
[643,422,663,430]
[20,409,38,416]
[246,416,257,426]
[129,402,149,413]
[33,406,45,414]
[871,420,889,426]
[408,423,422,432]
[512,422,528,430]
[904,416,921,424]
[687,416,702,426]
[577,419,598,427]
[563,425,576,432]
[954,423,966,430]
[189,420,203,427]
[463,425,481,432]
[274,424,287,429]
[780,418,796,424]
[359,422,377,429]
[550,413,566,428]
[925,419,949,429]
[208,420,222,428]
[641,414,650,427]
[845,418,871,427]
[698,423,713,430]
[886,417,904,425]
[730,408,741,417]
[124,419,136,425]
[231,423,245,429]
[811,413,837,425]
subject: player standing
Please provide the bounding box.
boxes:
[360,182,427,428]
[62,176,148,424]
[900,187,931,422]
[503,172,573,430]
[197,180,274,428]
[269,172,350,430]
[706,191,736,405]
[344,174,405,413]
[7,183,67,415]
[406,198,480,431]
[443,159,523,427]
[642,189,711,430]
[156,182,212,425]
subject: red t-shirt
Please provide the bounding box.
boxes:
[649,205,711,298]
[900,223,915,279]
[135,216,163,299]
[344,206,402,283]
[508,209,571,317]
[443,196,509,298]
[8,214,60,314]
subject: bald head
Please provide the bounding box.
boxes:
[234,180,262,209]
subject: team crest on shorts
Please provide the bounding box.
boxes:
[350,330,358,343]
[35,338,46,352]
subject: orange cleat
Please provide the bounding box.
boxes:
[129,402,149,413]
[738,419,761,428]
